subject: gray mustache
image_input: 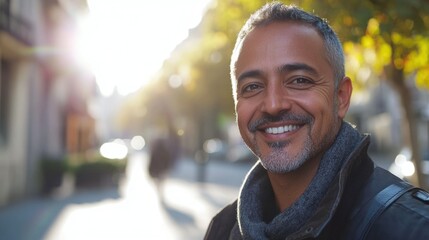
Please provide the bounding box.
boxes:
[248,113,313,132]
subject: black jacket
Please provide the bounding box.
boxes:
[204,136,429,239]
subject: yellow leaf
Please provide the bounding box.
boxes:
[361,35,374,48]
[392,32,402,44]
[416,67,429,89]
[367,18,379,36]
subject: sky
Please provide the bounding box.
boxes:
[74,0,212,96]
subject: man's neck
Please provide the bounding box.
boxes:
[267,156,321,212]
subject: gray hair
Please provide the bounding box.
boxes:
[231,2,345,102]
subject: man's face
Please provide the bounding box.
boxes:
[233,22,349,173]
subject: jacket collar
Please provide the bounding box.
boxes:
[287,135,374,239]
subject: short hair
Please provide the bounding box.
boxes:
[230,2,345,102]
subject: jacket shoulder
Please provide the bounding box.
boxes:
[368,188,429,239]
[204,200,238,240]
[362,167,429,239]
[343,166,429,239]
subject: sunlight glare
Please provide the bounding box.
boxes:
[130,135,145,150]
[100,139,128,159]
[75,0,211,97]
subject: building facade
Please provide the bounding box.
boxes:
[0,0,96,206]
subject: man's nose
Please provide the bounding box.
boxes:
[261,85,292,115]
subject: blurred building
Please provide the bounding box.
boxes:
[0,0,96,206]
[349,80,429,153]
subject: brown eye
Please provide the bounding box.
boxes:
[288,77,314,89]
[240,83,263,98]
[293,77,312,84]
[244,84,261,92]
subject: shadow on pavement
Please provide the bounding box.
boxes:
[197,186,235,209]
[167,158,252,212]
[161,201,195,225]
[0,187,121,240]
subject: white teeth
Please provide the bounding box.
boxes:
[265,125,299,134]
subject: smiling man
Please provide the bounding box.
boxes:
[204,2,429,240]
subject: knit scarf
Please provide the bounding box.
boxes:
[235,122,363,239]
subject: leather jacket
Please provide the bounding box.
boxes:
[204,136,429,239]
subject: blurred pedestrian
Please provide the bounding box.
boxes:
[204,2,429,239]
[148,125,180,200]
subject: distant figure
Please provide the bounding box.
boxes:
[148,130,180,199]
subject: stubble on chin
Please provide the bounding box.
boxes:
[257,123,339,174]
[253,138,312,174]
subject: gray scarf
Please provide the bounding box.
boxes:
[235,122,363,239]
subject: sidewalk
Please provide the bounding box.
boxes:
[0,152,253,240]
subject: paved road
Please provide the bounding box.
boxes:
[0,152,253,240]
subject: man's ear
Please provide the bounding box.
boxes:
[336,77,352,119]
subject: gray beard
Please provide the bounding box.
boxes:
[255,124,337,174]
[257,136,312,173]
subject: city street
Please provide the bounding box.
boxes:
[0,152,253,240]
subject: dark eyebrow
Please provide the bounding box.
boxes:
[237,70,264,83]
[277,63,318,76]
[237,63,318,83]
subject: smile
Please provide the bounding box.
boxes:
[265,125,300,134]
